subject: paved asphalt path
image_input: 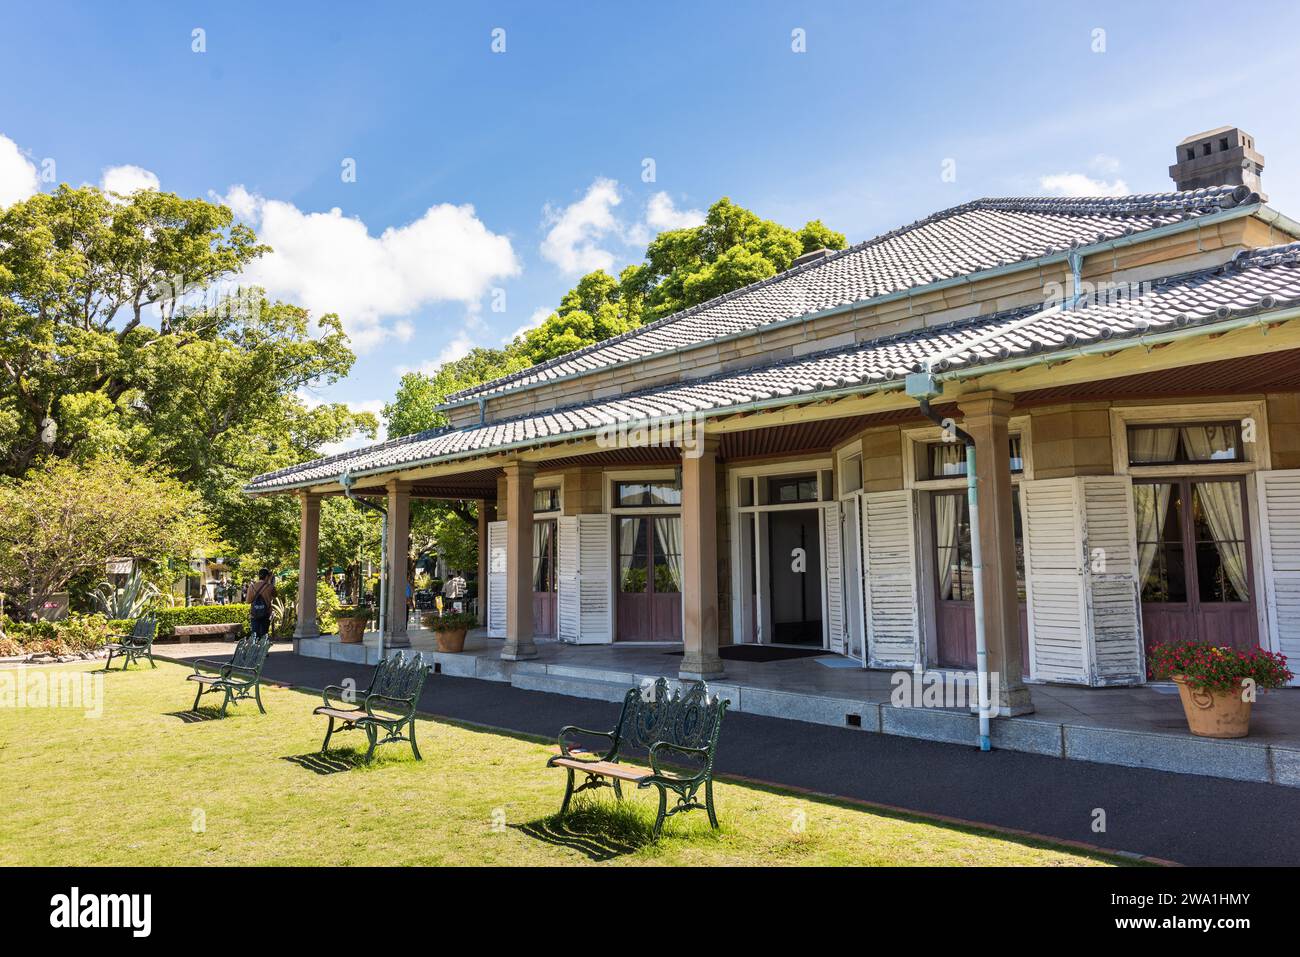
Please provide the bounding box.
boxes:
[172,648,1300,866]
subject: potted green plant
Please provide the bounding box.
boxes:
[420,611,476,653]
[1148,640,1292,738]
[337,606,370,644]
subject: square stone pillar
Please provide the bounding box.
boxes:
[294,492,322,639]
[957,391,1033,716]
[386,480,412,647]
[502,462,537,660]
[680,436,724,680]
[476,499,496,625]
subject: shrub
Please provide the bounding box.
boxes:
[155,605,251,638]
[0,637,20,657]
[317,588,342,635]
[58,614,112,651]
[421,611,477,631]
[106,618,137,635]
[1149,640,1293,694]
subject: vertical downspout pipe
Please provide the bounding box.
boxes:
[905,372,992,751]
[340,470,388,662]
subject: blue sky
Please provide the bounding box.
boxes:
[3,0,1299,446]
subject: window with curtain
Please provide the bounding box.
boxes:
[1127,423,1242,465]
[1134,482,1185,602]
[614,481,680,507]
[933,489,1026,601]
[1191,481,1249,603]
[532,521,556,592]
[653,516,682,594]
[618,517,648,593]
[533,487,560,512]
[925,436,1023,479]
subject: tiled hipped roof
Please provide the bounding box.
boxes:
[246,240,1300,492]
[444,186,1259,403]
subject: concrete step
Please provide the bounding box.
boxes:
[511,671,632,703]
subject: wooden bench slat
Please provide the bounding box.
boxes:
[550,758,650,782]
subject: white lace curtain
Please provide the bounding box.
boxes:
[933,494,961,600]
[654,516,683,592]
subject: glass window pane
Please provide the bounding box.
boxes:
[1180,424,1240,463]
[842,454,863,494]
[1009,435,1024,474]
[1133,482,1186,602]
[617,517,647,593]
[533,487,559,512]
[929,443,966,478]
[647,481,680,506]
[768,475,818,503]
[1190,481,1249,602]
[532,521,555,592]
[652,516,682,594]
[1127,423,1241,465]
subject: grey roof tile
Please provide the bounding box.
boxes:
[246,232,1300,494]
[446,186,1258,404]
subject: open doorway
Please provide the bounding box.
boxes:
[768,509,823,644]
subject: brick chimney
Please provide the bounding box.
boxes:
[1169,126,1266,201]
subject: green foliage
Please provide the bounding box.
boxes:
[421,611,477,631]
[154,604,250,638]
[0,457,215,616]
[105,618,136,635]
[384,348,529,436]
[316,586,343,635]
[90,567,163,619]
[0,184,375,578]
[1,613,112,653]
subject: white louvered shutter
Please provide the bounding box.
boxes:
[822,502,845,654]
[486,520,507,638]
[861,489,920,668]
[1257,470,1300,685]
[1021,479,1089,683]
[1080,477,1144,684]
[557,517,580,640]
[563,514,613,644]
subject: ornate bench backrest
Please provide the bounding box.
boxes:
[134,615,157,640]
[618,677,727,755]
[369,652,427,703]
[229,634,270,672]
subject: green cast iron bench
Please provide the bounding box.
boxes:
[547,676,728,838]
[314,652,428,763]
[103,615,158,670]
[186,635,272,715]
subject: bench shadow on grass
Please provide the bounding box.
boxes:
[164,708,225,724]
[512,798,662,862]
[280,749,366,775]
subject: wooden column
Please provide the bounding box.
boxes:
[476,499,496,625]
[294,492,322,639]
[386,480,412,647]
[680,437,724,679]
[502,462,537,660]
[958,391,1033,715]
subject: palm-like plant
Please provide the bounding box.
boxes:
[91,568,162,619]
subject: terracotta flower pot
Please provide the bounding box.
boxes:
[337,617,367,644]
[434,628,467,653]
[1172,675,1252,738]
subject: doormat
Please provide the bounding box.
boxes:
[815,656,863,669]
[664,645,830,663]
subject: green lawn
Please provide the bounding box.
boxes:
[0,661,1123,866]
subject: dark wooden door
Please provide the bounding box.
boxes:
[1135,477,1257,653]
[767,509,823,645]
[533,519,556,637]
[932,490,1029,674]
[616,515,682,641]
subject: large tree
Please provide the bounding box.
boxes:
[0,457,215,616]
[0,185,375,570]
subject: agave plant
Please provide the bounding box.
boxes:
[91,568,162,619]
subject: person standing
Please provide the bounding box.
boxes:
[245,569,276,640]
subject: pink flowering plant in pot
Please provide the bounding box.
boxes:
[1148,640,1292,739]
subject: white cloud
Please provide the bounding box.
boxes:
[0,133,40,208]
[1089,153,1122,176]
[506,306,552,343]
[540,177,623,274]
[541,180,710,276]
[645,191,705,231]
[1038,172,1130,197]
[221,187,520,351]
[100,164,160,196]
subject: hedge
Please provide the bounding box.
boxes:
[155,604,251,638]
